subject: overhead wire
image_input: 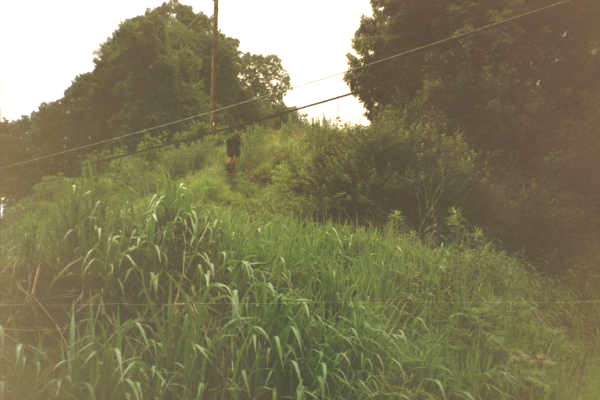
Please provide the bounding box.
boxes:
[0,0,590,328]
[291,0,571,88]
[0,0,570,172]
[0,104,227,171]
[95,93,352,164]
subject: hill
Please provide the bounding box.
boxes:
[1,122,599,399]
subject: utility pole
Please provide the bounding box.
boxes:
[210,0,219,134]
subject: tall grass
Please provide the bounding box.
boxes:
[1,123,599,398]
[1,167,599,399]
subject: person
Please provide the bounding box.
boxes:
[0,196,6,220]
[225,132,241,174]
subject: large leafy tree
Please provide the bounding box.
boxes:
[345,0,600,269]
[237,53,291,120]
[0,117,36,197]
[2,0,290,197]
[62,0,290,140]
[239,53,291,105]
[346,0,600,166]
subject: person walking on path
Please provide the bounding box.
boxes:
[226,132,241,175]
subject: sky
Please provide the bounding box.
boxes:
[0,0,372,125]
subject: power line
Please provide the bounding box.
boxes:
[186,0,570,93]
[0,0,571,172]
[95,93,353,164]
[189,0,572,114]
[0,103,230,172]
[0,90,332,172]
[0,92,351,169]
[292,0,571,88]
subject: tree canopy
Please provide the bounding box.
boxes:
[1,0,290,197]
[345,0,600,268]
[346,0,600,165]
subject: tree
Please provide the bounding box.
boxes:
[345,0,600,270]
[345,0,600,166]
[0,117,36,197]
[287,106,479,232]
[2,0,291,197]
[239,53,291,106]
[71,0,290,136]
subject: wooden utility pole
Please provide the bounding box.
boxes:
[210,0,219,134]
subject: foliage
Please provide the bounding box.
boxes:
[238,53,292,118]
[346,0,600,161]
[1,0,600,389]
[0,117,36,197]
[278,109,479,236]
[79,0,290,135]
[1,0,291,199]
[1,165,599,398]
[345,0,600,271]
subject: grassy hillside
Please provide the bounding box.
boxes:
[1,123,599,399]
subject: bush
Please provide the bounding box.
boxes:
[468,174,592,273]
[282,108,480,235]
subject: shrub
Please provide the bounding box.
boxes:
[283,108,480,235]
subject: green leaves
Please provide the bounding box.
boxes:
[284,108,478,235]
[345,0,600,270]
[1,124,599,399]
[4,1,292,200]
[346,0,600,161]
[241,54,291,101]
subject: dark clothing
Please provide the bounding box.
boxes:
[226,133,241,157]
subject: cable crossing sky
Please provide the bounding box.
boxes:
[0,0,571,172]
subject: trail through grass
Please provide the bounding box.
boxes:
[1,125,599,399]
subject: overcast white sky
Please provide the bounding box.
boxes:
[0,1,372,125]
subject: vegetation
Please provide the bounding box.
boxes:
[2,0,600,398]
[276,108,479,235]
[0,0,290,198]
[1,123,600,399]
[346,0,600,270]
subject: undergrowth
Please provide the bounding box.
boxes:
[1,123,599,399]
